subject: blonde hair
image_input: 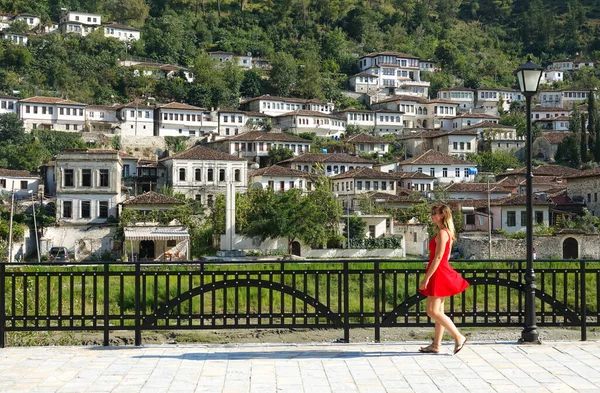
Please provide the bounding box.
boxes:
[432,204,456,241]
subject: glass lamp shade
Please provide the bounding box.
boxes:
[516,58,544,95]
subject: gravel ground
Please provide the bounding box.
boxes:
[6,326,595,347]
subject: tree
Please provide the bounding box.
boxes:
[241,176,342,253]
[240,69,264,98]
[268,52,297,97]
[344,214,366,241]
[568,106,581,168]
[267,146,294,166]
[465,151,522,174]
[580,113,588,163]
[590,89,600,162]
[0,113,26,145]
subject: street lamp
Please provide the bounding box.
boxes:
[515,56,544,343]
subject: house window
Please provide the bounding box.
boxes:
[81,201,91,219]
[357,181,362,190]
[588,193,591,202]
[268,180,274,189]
[466,214,475,225]
[99,170,109,187]
[464,168,469,178]
[219,169,225,181]
[365,181,371,190]
[81,169,91,187]
[521,211,527,226]
[455,168,460,177]
[179,168,186,181]
[63,201,72,218]
[234,169,241,182]
[20,180,28,189]
[99,201,109,218]
[453,142,458,150]
[369,225,376,238]
[195,169,201,181]
[535,211,543,224]
[64,169,74,187]
[442,168,448,177]
[195,194,201,202]
[507,211,516,227]
[430,168,435,177]
[207,169,214,181]
[207,195,214,207]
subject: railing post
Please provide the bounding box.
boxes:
[374,260,380,343]
[135,262,142,346]
[103,262,110,346]
[0,263,5,348]
[344,260,350,343]
[580,258,587,341]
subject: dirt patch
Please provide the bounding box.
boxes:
[5,326,595,347]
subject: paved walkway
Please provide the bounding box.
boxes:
[0,341,599,393]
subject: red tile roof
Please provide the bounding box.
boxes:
[162,145,246,162]
[331,167,398,180]
[249,166,309,177]
[278,153,374,165]
[397,150,475,166]
[121,191,184,205]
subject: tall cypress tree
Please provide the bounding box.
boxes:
[581,113,587,164]
[588,89,599,162]
[569,106,581,168]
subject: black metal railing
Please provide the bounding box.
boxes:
[1,259,598,347]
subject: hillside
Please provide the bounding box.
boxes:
[0,0,599,107]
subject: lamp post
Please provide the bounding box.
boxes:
[515,56,544,343]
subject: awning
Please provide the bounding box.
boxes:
[124,226,189,241]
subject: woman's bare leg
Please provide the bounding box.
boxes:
[432,298,445,348]
[426,296,465,345]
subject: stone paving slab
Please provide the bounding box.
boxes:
[0,341,599,392]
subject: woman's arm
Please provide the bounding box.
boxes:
[419,230,449,290]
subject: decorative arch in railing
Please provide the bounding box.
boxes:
[141,278,345,329]
[380,277,581,327]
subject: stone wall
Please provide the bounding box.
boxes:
[41,225,118,261]
[394,223,429,256]
[304,248,405,259]
[457,233,600,260]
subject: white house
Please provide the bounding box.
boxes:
[55,149,124,223]
[444,182,511,200]
[447,113,500,131]
[539,69,563,85]
[531,106,570,121]
[397,149,477,185]
[207,130,311,167]
[274,111,346,138]
[475,88,523,114]
[471,122,524,154]
[85,104,119,133]
[120,191,190,261]
[13,14,41,29]
[103,22,141,41]
[345,133,390,156]
[60,10,101,36]
[1,31,28,45]
[0,169,41,199]
[277,153,374,176]
[249,165,310,193]
[331,166,397,196]
[431,129,477,158]
[419,59,437,72]
[396,171,436,193]
[551,58,595,71]
[559,88,592,109]
[341,108,406,134]
[208,51,253,69]
[355,52,430,97]
[370,95,434,129]
[18,96,86,132]
[0,94,18,114]
[155,102,217,138]
[242,95,334,117]
[348,73,379,94]
[160,145,248,205]
[115,101,155,137]
[216,109,271,137]
[490,195,552,234]
[436,87,475,112]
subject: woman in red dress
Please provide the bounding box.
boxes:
[418,204,469,355]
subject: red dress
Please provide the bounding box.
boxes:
[419,229,469,297]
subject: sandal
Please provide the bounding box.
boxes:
[418,344,439,354]
[453,338,467,355]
